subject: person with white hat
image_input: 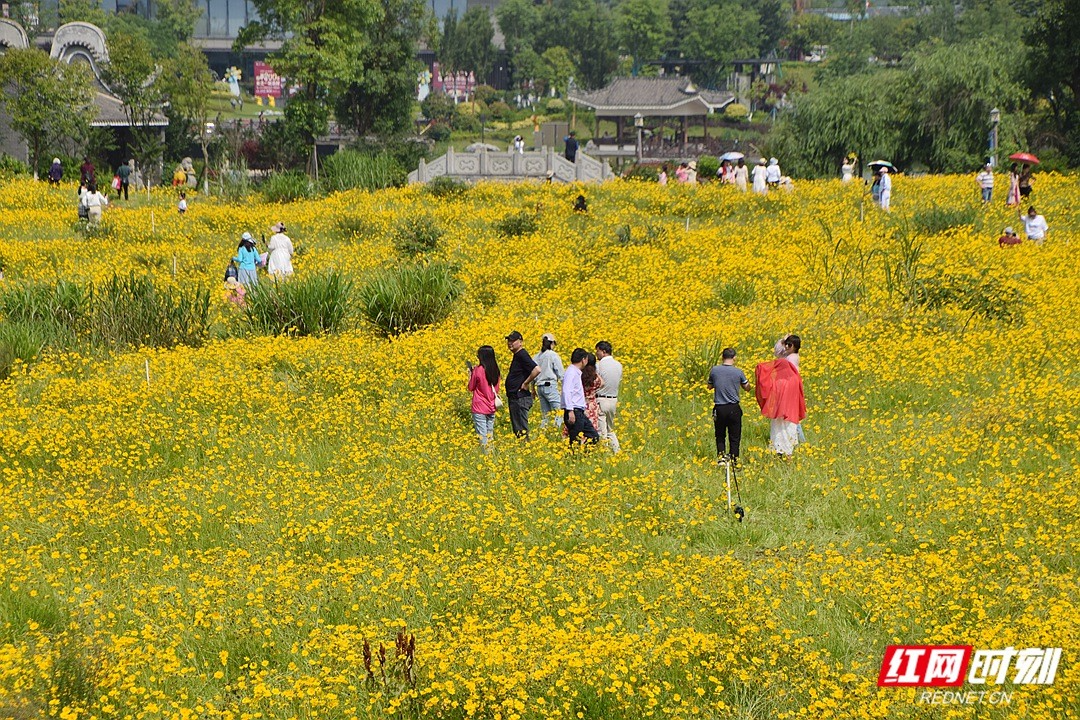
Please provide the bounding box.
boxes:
[879,166,892,211]
[766,157,781,187]
[533,333,564,430]
[686,160,698,185]
[266,222,294,278]
[752,158,768,194]
[232,231,260,287]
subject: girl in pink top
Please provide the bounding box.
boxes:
[467,345,501,449]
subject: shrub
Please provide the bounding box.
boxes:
[421,93,455,122]
[243,271,353,336]
[88,274,211,349]
[0,280,89,330]
[680,338,725,388]
[545,98,566,114]
[622,164,659,182]
[320,150,405,193]
[614,221,666,246]
[488,101,513,120]
[494,210,539,237]
[426,176,468,198]
[0,321,51,380]
[393,216,443,258]
[452,112,481,134]
[357,262,464,336]
[910,203,979,235]
[427,122,452,142]
[262,170,317,203]
[714,278,756,306]
[697,156,719,180]
[0,154,31,178]
[725,103,750,121]
[473,84,497,105]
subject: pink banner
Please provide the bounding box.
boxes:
[254,61,282,98]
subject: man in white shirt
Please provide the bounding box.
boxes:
[1021,206,1048,244]
[594,340,623,453]
[976,163,994,203]
[533,333,564,430]
[82,184,109,223]
[561,348,599,449]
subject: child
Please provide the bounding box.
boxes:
[178,191,188,214]
[224,277,246,307]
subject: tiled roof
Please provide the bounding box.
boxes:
[569,77,733,114]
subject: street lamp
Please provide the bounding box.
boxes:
[634,113,644,163]
[480,113,488,146]
[990,107,1000,167]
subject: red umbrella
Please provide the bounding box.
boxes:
[1008,152,1040,164]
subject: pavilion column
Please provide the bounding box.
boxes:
[616,116,624,146]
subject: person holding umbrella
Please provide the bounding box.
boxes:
[1009,152,1039,201]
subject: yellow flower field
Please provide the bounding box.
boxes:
[0,174,1077,719]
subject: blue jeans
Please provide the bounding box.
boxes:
[536,383,560,426]
[472,412,494,446]
[981,187,992,203]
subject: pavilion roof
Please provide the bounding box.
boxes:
[568,77,733,118]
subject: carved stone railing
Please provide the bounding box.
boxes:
[408,147,614,184]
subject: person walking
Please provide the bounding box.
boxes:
[48,158,63,186]
[582,354,603,435]
[708,348,751,464]
[233,232,260,287]
[82,183,108,223]
[658,164,668,186]
[685,161,698,185]
[1006,163,1021,206]
[116,160,131,200]
[755,342,806,458]
[513,135,525,154]
[976,163,994,203]
[564,131,579,163]
[734,158,748,192]
[79,157,95,187]
[1020,206,1048,244]
[533,333,564,431]
[467,345,501,450]
[594,340,623,453]
[266,222,294,277]
[752,158,768,194]
[878,167,892,211]
[562,348,600,450]
[504,330,540,440]
[1018,163,1033,200]
[765,158,781,188]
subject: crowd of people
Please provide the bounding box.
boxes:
[223,223,295,303]
[467,332,623,453]
[466,331,807,461]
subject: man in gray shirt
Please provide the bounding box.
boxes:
[707,347,751,463]
[595,340,623,453]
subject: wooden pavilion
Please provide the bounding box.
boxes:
[568,77,733,155]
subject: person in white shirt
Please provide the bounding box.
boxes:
[561,348,599,449]
[533,333,564,430]
[841,157,854,183]
[266,221,295,277]
[878,167,892,211]
[1021,206,1048,244]
[976,163,994,203]
[765,157,781,187]
[594,340,623,453]
[82,183,109,223]
[752,158,768,194]
[513,135,525,154]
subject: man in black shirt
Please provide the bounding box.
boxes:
[505,330,541,439]
[564,131,579,163]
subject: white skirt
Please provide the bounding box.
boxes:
[770,419,799,456]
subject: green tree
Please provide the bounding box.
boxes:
[449,6,496,78]
[540,46,576,98]
[679,0,760,87]
[161,44,215,192]
[495,0,540,56]
[536,0,618,89]
[904,37,1027,171]
[336,0,429,136]
[510,46,542,90]
[237,0,382,172]
[102,33,167,181]
[616,0,672,76]
[1024,0,1080,163]
[0,48,96,180]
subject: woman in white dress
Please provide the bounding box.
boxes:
[751,158,768,194]
[841,158,854,183]
[266,222,294,277]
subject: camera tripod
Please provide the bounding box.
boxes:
[717,455,745,522]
